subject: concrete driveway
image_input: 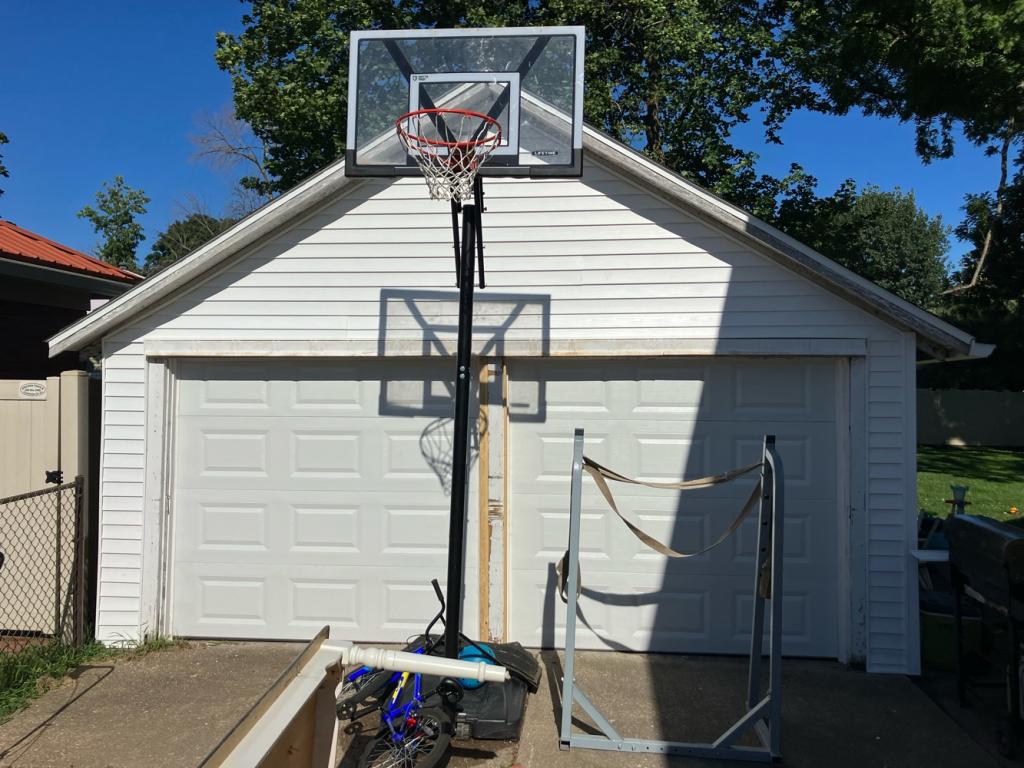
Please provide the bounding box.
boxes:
[0,641,1003,767]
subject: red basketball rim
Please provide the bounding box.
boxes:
[396,108,503,150]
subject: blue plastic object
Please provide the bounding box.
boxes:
[458,643,495,690]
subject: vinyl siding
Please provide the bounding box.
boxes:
[94,157,914,671]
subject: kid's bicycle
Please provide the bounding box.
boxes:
[336,579,539,768]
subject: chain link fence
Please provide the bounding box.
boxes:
[0,478,85,652]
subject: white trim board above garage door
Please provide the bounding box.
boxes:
[167,359,480,641]
[507,357,841,657]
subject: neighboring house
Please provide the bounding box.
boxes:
[0,219,140,378]
[0,220,139,637]
[48,128,989,675]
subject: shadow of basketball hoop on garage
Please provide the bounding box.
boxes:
[376,288,551,495]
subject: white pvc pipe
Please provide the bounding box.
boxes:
[323,643,510,683]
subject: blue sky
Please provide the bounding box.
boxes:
[0,2,999,268]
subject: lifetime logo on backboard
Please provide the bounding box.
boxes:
[531,150,559,156]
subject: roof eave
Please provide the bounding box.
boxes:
[0,255,139,297]
[50,125,984,361]
[580,127,981,360]
[48,160,357,357]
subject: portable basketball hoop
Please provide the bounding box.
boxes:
[396,108,502,202]
[349,25,586,663]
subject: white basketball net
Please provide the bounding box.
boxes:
[396,109,502,202]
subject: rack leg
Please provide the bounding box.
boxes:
[560,429,586,747]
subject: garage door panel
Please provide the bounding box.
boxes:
[512,493,754,572]
[175,487,473,568]
[509,358,839,657]
[176,415,479,493]
[513,430,612,486]
[174,562,478,640]
[510,571,722,652]
[729,360,834,416]
[512,359,837,424]
[513,425,834,500]
[731,510,828,567]
[178,360,466,416]
[172,359,480,641]
[510,492,827,577]
[511,569,832,654]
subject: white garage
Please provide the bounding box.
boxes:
[50,127,989,674]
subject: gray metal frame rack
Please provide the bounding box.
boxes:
[558,428,785,763]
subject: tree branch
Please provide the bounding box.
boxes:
[944,117,1015,294]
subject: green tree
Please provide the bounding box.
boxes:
[775,178,950,308]
[783,0,1024,288]
[144,213,236,275]
[0,131,9,199]
[77,177,150,270]
[215,1,807,213]
[922,157,1024,389]
[540,0,810,217]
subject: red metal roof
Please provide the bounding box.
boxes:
[0,219,141,283]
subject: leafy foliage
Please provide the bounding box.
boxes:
[541,1,814,217]
[215,0,1019,385]
[144,213,235,275]
[783,0,1023,304]
[215,0,810,213]
[775,178,950,307]
[921,157,1024,390]
[77,177,150,271]
[783,0,1024,160]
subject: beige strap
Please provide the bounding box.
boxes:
[583,456,761,491]
[582,457,761,559]
[555,552,580,603]
[557,458,767,603]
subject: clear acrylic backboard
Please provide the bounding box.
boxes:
[345,26,585,178]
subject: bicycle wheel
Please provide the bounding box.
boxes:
[358,706,452,768]
[337,667,394,719]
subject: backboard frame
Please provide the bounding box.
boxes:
[345,26,585,178]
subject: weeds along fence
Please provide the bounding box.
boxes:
[0,478,85,652]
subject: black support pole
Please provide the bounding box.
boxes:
[473,176,486,289]
[444,201,478,659]
[450,200,462,287]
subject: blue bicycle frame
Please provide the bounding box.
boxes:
[345,644,430,736]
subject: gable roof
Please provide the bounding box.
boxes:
[47,127,990,360]
[1,219,141,284]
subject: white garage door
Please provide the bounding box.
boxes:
[508,358,839,657]
[170,359,478,640]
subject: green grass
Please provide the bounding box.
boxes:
[918,445,1024,521]
[0,635,187,724]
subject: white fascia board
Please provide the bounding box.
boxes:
[47,159,355,357]
[143,337,869,359]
